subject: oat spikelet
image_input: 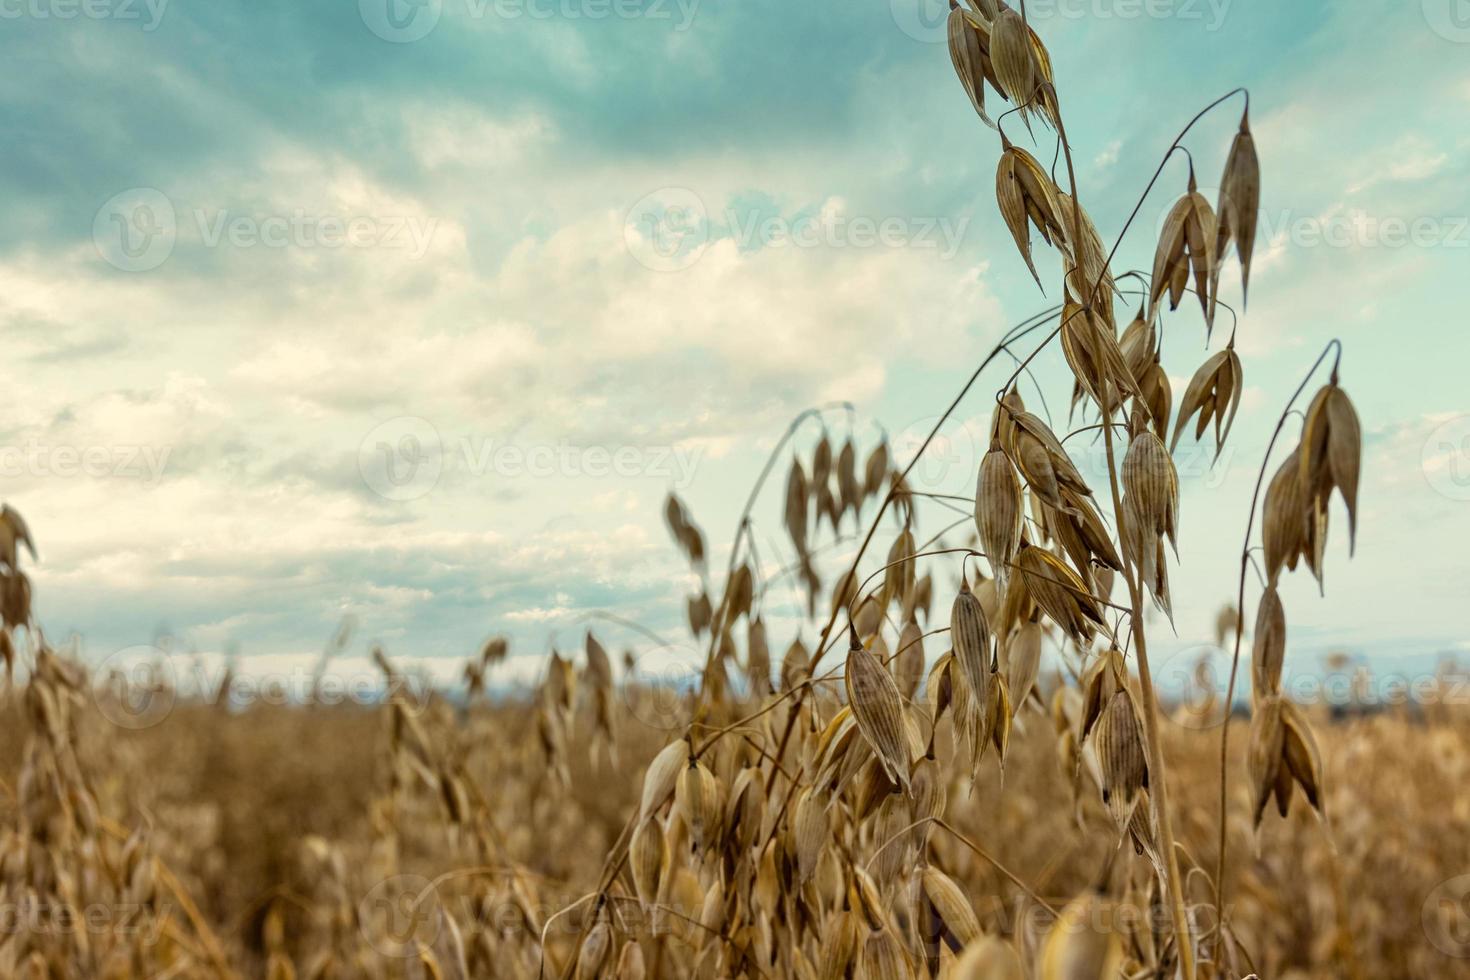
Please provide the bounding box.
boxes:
[1217,107,1261,305]
[1150,165,1219,332]
[996,138,1066,289]
[1251,585,1286,699]
[1038,893,1124,979]
[1172,342,1244,459]
[1092,689,1148,830]
[976,442,1022,589]
[952,935,1024,979]
[845,627,913,793]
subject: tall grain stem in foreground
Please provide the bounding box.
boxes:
[1047,89,1197,980]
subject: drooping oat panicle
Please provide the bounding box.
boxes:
[1046,487,1122,593]
[845,627,913,793]
[1251,585,1286,699]
[1059,302,1141,413]
[1300,380,1362,553]
[1172,342,1244,459]
[1216,107,1261,306]
[976,441,1023,588]
[1150,165,1219,331]
[1015,543,1106,645]
[996,138,1067,289]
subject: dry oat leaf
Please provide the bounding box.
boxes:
[1150,165,1219,331]
[1217,108,1261,306]
[996,139,1066,289]
[976,441,1023,589]
[1251,585,1286,700]
[845,627,914,793]
[1172,343,1244,459]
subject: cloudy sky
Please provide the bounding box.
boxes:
[2,0,1467,693]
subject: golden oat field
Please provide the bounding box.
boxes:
[2,1,1467,978]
